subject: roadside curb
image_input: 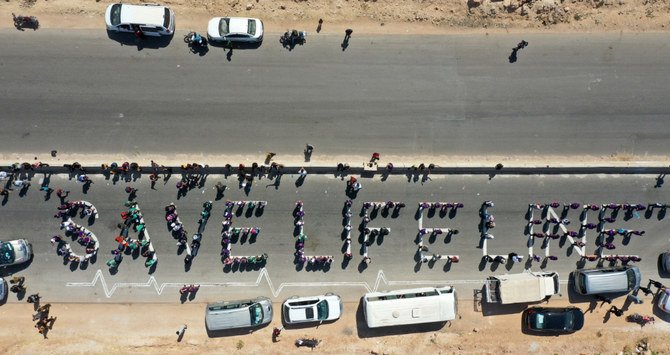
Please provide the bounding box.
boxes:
[6,165,670,176]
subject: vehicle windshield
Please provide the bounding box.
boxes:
[219,18,230,36]
[163,8,170,28]
[110,4,121,26]
[247,19,256,35]
[249,303,263,325]
[626,269,637,289]
[578,274,587,293]
[0,242,15,265]
[316,300,329,320]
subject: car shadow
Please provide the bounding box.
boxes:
[481,300,530,316]
[282,319,339,330]
[0,259,34,277]
[205,323,269,338]
[106,31,173,50]
[208,40,263,51]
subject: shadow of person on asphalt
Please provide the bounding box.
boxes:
[106,31,173,50]
[508,48,518,63]
[654,173,666,188]
[341,29,352,51]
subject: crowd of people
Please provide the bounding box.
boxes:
[55,211,100,264]
[292,200,333,268]
[415,201,461,265]
[220,200,268,268]
[108,200,157,268]
[517,201,651,266]
[53,225,97,263]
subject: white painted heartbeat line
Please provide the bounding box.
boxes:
[66,269,487,298]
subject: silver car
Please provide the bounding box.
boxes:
[657,288,670,314]
[205,297,273,331]
[0,278,6,302]
[661,251,670,273]
[0,239,33,266]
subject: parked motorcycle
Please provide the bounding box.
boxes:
[280,30,307,50]
[295,338,320,349]
[12,13,39,31]
[626,313,654,326]
[184,31,207,52]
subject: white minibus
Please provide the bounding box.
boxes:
[363,286,457,328]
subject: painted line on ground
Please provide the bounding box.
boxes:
[67,269,506,298]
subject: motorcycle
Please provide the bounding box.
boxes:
[12,13,39,31]
[626,313,654,326]
[280,30,307,50]
[184,32,207,52]
[295,338,320,349]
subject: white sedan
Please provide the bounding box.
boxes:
[207,17,263,43]
[282,293,343,324]
[0,239,33,267]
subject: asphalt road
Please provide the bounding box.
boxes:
[1,172,669,304]
[0,31,669,157]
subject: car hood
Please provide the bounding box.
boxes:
[9,239,31,263]
[208,18,222,38]
[326,298,343,320]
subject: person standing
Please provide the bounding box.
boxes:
[176,324,187,341]
[272,327,282,342]
[27,293,40,304]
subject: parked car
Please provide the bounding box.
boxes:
[572,266,641,295]
[656,287,670,314]
[105,3,175,37]
[0,239,33,267]
[282,293,342,324]
[0,277,6,302]
[522,307,584,334]
[207,17,263,43]
[205,297,273,331]
[660,251,670,273]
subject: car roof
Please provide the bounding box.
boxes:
[228,17,249,34]
[583,270,630,293]
[206,298,271,330]
[119,4,166,26]
[526,307,584,331]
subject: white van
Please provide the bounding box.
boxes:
[363,286,457,328]
[105,3,175,37]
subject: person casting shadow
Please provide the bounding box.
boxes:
[509,40,528,64]
[341,29,353,51]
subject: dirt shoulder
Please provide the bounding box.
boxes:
[3,152,670,172]
[1,0,669,34]
[0,298,667,354]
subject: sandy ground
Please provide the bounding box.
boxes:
[1,298,668,354]
[2,152,670,171]
[1,0,669,34]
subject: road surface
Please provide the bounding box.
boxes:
[1,172,668,303]
[0,31,668,159]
